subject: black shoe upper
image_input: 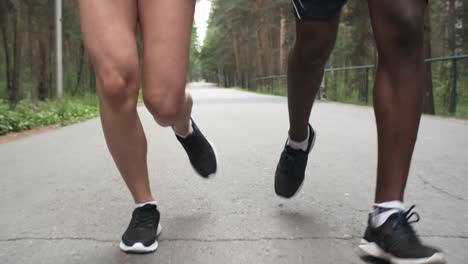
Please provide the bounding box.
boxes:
[176,119,217,178]
[121,204,160,247]
[275,124,315,198]
[363,205,442,259]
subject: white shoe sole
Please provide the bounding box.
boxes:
[119,224,162,253]
[358,239,447,264]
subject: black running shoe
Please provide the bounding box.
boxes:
[275,124,315,198]
[120,204,162,253]
[176,118,217,178]
[359,205,446,264]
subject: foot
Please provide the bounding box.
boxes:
[359,205,446,264]
[274,124,315,198]
[120,204,162,253]
[176,118,217,178]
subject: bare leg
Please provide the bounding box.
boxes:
[78,0,153,203]
[275,14,341,198]
[368,0,427,202]
[288,15,340,141]
[138,0,196,136]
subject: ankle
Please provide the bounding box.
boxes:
[174,119,193,138]
[288,129,309,142]
[370,200,405,228]
[287,128,310,151]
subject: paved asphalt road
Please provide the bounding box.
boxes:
[1,83,467,264]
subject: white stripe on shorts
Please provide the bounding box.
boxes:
[291,0,302,20]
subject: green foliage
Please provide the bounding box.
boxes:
[205,1,468,118]
[247,79,287,97]
[188,25,202,81]
[0,96,99,135]
[0,0,95,100]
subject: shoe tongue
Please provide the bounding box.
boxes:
[387,210,403,221]
[138,204,156,211]
[285,145,305,154]
[391,212,420,241]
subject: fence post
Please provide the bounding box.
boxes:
[365,68,369,105]
[449,58,458,114]
[269,78,273,94]
[317,74,323,99]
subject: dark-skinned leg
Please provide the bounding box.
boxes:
[275,14,340,198]
[358,1,446,263]
[369,0,426,203]
[288,15,340,141]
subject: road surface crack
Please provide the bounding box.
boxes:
[1,234,467,244]
[416,172,466,201]
[161,236,359,243]
[0,236,358,244]
[0,237,114,243]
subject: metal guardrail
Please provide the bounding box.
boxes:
[250,54,468,114]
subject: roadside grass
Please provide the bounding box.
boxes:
[0,95,99,135]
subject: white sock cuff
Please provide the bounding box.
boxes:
[187,119,194,135]
[175,119,194,138]
[370,200,405,228]
[373,200,405,211]
[287,128,310,151]
[371,209,400,228]
[134,200,158,209]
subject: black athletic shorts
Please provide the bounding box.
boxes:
[291,0,348,20]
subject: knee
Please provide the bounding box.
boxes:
[292,33,335,68]
[96,66,138,111]
[143,88,185,127]
[387,10,425,61]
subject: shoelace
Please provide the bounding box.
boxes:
[130,208,156,229]
[392,205,421,239]
[280,151,295,168]
[181,130,206,157]
[281,147,306,165]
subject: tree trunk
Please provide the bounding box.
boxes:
[11,5,24,106]
[37,36,49,100]
[1,17,12,95]
[242,27,252,89]
[279,9,287,74]
[256,0,269,76]
[48,0,54,97]
[74,42,85,95]
[231,31,241,84]
[27,0,36,84]
[255,34,263,80]
[342,5,349,42]
[259,22,269,75]
[442,0,454,108]
[423,11,435,115]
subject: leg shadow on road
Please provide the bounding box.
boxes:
[161,213,212,240]
[360,256,390,264]
[274,206,318,236]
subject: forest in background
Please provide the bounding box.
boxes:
[0,0,467,135]
[0,0,201,103]
[0,0,202,134]
[198,0,468,116]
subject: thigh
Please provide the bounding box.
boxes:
[138,0,196,97]
[78,0,139,93]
